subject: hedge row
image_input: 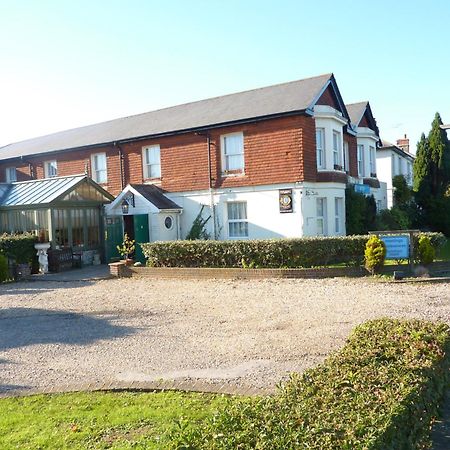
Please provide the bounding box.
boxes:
[141,232,445,268]
[170,319,450,449]
[0,233,38,264]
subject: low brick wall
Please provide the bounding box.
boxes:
[109,261,450,280]
[110,263,366,279]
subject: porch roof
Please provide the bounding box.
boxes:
[0,175,114,208]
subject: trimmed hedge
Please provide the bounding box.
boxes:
[141,232,445,268]
[0,233,38,264]
[170,319,450,449]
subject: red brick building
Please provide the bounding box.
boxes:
[0,74,385,258]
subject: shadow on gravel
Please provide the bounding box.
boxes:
[0,281,94,295]
[0,307,136,351]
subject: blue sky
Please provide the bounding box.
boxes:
[1,0,449,151]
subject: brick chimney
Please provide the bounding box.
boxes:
[396,134,410,153]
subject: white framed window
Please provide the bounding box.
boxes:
[5,167,17,183]
[332,130,342,169]
[316,128,325,169]
[357,144,364,177]
[227,201,248,238]
[91,153,107,183]
[377,200,382,211]
[142,145,161,179]
[44,160,58,178]
[221,132,244,174]
[398,156,402,175]
[406,162,412,182]
[316,197,327,236]
[343,141,349,173]
[335,197,343,234]
[369,146,376,176]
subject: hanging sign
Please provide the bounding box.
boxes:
[279,189,293,213]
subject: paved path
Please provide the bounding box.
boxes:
[31,264,111,282]
[432,392,450,449]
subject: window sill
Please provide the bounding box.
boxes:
[221,171,245,178]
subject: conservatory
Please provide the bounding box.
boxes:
[0,175,114,256]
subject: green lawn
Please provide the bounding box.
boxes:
[0,390,229,449]
[437,238,450,260]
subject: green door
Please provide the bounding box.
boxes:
[133,214,150,263]
[105,217,123,262]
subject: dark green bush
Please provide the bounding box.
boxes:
[170,319,450,449]
[0,233,38,264]
[140,232,445,269]
[0,254,9,282]
[142,236,369,268]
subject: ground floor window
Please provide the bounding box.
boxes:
[316,198,327,236]
[227,201,248,238]
[335,197,343,234]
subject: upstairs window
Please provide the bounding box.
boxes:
[332,130,342,169]
[343,141,350,172]
[143,145,161,179]
[357,145,364,177]
[221,132,244,174]
[91,153,107,183]
[6,167,17,183]
[369,146,376,176]
[44,160,58,178]
[316,128,325,169]
[227,201,248,238]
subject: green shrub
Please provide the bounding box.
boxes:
[170,319,450,449]
[141,232,445,269]
[364,235,386,274]
[417,235,435,265]
[0,254,9,282]
[0,233,37,264]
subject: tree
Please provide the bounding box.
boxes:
[412,113,450,236]
[392,175,412,208]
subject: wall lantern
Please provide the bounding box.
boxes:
[121,200,129,215]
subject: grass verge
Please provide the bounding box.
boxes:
[171,319,450,449]
[0,390,228,449]
[1,319,448,449]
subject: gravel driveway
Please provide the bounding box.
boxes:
[0,277,449,396]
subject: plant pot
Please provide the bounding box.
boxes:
[121,259,135,266]
[34,242,51,251]
[15,263,31,280]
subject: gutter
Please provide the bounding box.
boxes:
[113,142,125,190]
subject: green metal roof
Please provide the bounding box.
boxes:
[0,175,114,208]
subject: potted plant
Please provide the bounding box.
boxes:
[117,233,136,266]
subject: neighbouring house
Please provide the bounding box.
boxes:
[376,136,415,208]
[0,73,387,262]
[345,101,387,211]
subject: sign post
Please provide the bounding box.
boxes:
[369,230,420,275]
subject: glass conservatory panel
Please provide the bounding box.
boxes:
[62,182,110,202]
[71,209,85,247]
[54,209,69,247]
[86,208,100,246]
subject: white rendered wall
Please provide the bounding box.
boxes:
[168,182,347,240]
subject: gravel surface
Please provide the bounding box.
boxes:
[0,277,449,395]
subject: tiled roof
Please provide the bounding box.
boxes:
[0,73,334,161]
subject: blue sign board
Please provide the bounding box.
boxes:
[354,184,370,195]
[380,235,410,259]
